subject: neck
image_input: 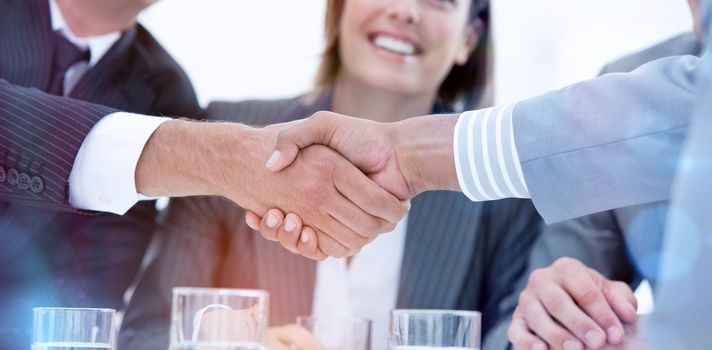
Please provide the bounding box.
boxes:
[331,73,436,123]
[56,0,139,37]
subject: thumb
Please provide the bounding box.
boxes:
[265,113,336,172]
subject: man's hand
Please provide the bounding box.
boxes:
[253,111,460,257]
[267,324,323,350]
[135,120,408,258]
[508,257,638,350]
[265,111,462,199]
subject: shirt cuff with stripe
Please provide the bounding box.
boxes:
[68,112,170,214]
[453,104,530,201]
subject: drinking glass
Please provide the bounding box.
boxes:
[32,307,116,350]
[389,310,481,350]
[170,287,269,350]
[297,316,372,350]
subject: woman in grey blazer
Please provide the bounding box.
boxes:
[118,1,542,349]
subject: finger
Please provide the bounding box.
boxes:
[559,270,625,345]
[326,188,396,240]
[319,212,371,253]
[508,313,548,350]
[534,283,606,349]
[333,163,409,223]
[278,324,324,350]
[587,269,638,324]
[296,226,326,260]
[258,209,285,243]
[276,213,303,254]
[521,291,583,350]
[604,281,638,324]
[307,226,351,258]
[266,113,337,172]
[245,210,262,232]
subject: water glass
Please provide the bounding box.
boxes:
[170,287,269,350]
[297,316,372,350]
[389,310,481,350]
[32,307,115,350]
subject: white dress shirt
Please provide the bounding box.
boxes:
[52,0,172,214]
[454,105,530,201]
[311,215,408,350]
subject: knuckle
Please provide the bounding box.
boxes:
[311,110,328,120]
[518,290,531,306]
[362,217,382,236]
[554,257,580,273]
[574,289,604,308]
[347,234,369,251]
[607,281,633,297]
[382,220,397,234]
[542,293,568,315]
[528,268,548,287]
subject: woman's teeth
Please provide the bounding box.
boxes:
[373,35,416,56]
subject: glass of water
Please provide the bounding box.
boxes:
[389,310,481,350]
[297,316,372,350]
[32,307,116,350]
[170,287,269,350]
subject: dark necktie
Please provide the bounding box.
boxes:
[47,32,90,96]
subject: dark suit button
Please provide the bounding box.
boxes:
[7,169,19,186]
[17,173,31,190]
[31,176,45,194]
[0,167,5,183]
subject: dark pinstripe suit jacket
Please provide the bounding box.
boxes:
[0,0,200,210]
[0,0,200,347]
[119,92,543,350]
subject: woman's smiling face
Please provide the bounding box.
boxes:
[337,0,477,97]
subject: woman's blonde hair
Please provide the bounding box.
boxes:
[314,0,493,110]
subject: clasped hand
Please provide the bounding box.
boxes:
[238,120,410,259]
[244,111,460,259]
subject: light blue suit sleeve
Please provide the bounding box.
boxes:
[512,55,701,223]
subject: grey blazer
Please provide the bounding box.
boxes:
[483,32,702,350]
[513,53,700,223]
[118,92,543,350]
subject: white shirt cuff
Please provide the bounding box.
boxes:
[454,104,530,201]
[69,112,170,214]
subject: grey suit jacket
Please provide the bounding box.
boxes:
[118,92,543,350]
[483,32,702,350]
[600,32,700,75]
[514,53,700,222]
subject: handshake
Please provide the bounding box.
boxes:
[135,111,461,259]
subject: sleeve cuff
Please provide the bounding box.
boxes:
[454,104,530,202]
[68,112,170,214]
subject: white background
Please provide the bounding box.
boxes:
[139,0,693,106]
[139,0,695,313]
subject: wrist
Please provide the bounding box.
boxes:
[135,120,266,199]
[391,115,460,194]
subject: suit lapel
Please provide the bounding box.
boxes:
[397,191,483,309]
[0,0,54,89]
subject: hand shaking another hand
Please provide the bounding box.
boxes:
[135,118,409,259]
[245,111,462,259]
